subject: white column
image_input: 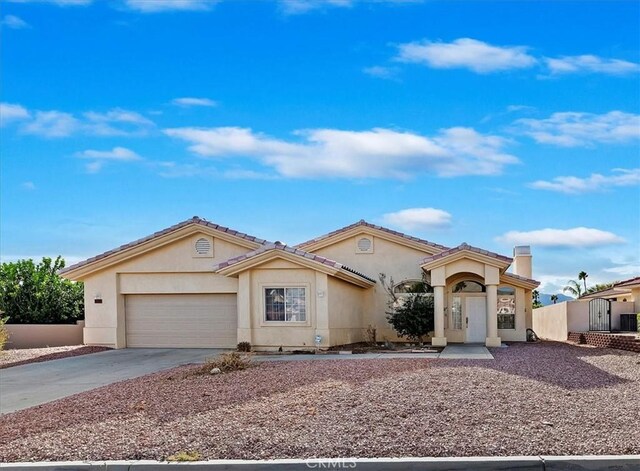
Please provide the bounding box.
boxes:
[485,283,501,347]
[432,285,447,347]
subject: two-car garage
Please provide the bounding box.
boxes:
[124,294,238,348]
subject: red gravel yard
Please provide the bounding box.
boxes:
[0,342,638,462]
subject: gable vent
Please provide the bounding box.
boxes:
[356,236,373,253]
[195,237,212,255]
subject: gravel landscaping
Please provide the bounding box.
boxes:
[0,342,638,462]
[0,345,111,369]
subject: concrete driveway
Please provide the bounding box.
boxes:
[0,348,224,415]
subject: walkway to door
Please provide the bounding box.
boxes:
[439,344,494,359]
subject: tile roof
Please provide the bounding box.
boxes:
[421,242,513,265]
[502,271,540,287]
[614,276,640,288]
[213,243,377,284]
[60,216,269,275]
[295,219,449,251]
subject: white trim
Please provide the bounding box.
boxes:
[259,283,311,327]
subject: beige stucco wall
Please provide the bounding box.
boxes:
[327,276,367,346]
[241,264,318,350]
[533,302,569,341]
[82,232,251,348]
[533,300,636,341]
[5,321,85,349]
[312,234,431,341]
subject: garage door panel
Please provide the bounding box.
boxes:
[125,294,237,348]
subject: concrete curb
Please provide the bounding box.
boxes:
[2,455,639,471]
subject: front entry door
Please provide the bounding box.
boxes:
[465,296,486,343]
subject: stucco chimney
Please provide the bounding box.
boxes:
[513,246,532,279]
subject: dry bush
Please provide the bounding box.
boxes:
[0,317,9,351]
[197,352,253,375]
[236,341,252,352]
[166,451,201,462]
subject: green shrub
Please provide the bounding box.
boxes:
[198,352,252,374]
[166,451,201,462]
[237,341,252,352]
[0,316,9,351]
[0,257,84,324]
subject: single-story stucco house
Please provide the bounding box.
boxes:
[60,217,539,350]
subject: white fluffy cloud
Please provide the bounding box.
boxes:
[4,103,155,137]
[22,110,80,137]
[514,111,640,147]
[530,168,640,194]
[497,228,625,248]
[382,208,452,231]
[7,0,92,5]
[123,0,217,12]
[362,66,399,80]
[545,55,640,76]
[1,14,30,29]
[77,147,142,173]
[279,0,353,14]
[395,38,537,73]
[0,102,31,125]
[172,97,218,107]
[164,125,519,179]
[604,265,640,276]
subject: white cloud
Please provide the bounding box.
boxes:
[604,264,640,276]
[395,38,537,73]
[22,110,80,137]
[7,0,92,5]
[382,208,452,231]
[172,97,218,108]
[77,146,141,161]
[496,227,625,248]
[545,55,640,76]
[530,168,640,194]
[164,125,519,179]
[514,111,640,147]
[279,0,353,15]
[77,146,141,173]
[0,102,31,125]
[1,14,30,29]
[123,0,217,12]
[21,181,36,190]
[83,108,155,136]
[362,66,399,80]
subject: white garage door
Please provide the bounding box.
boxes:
[125,294,237,348]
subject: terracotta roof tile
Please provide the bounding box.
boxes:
[213,243,376,284]
[60,217,269,275]
[502,272,540,286]
[421,242,513,265]
[295,220,449,251]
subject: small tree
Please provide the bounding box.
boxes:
[379,273,434,344]
[532,289,543,309]
[563,279,583,299]
[550,294,559,304]
[0,257,84,324]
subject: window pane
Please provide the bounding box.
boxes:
[285,287,306,322]
[497,293,515,329]
[451,296,462,330]
[265,288,285,321]
[498,286,515,296]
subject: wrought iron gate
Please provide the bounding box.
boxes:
[589,298,611,332]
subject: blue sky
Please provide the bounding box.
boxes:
[1,0,639,294]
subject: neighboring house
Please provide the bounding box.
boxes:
[580,277,640,307]
[60,217,539,350]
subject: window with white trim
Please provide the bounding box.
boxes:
[264,287,306,322]
[497,286,516,329]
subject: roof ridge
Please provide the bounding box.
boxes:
[213,243,376,283]
[295,219,449,251]
[421,242,513,265]
[60,216,269,275]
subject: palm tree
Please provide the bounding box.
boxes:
[578,271,588,293]
[550,294,559,304]
[532,289,540,304]
[563,279,583,299]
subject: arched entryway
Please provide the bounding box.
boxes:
[445,275,487,344]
